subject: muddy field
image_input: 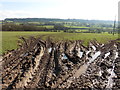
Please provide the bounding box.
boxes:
[1,37,120,89]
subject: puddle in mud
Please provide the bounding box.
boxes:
[106,66,116,88]
[86,51,90,55]
[79,52,83,58]
[74,51,101,79]
[65,63,88,88]
[62,53,68,60]
[77,48,83,58]
[104,52,110,58]
[101,44,104,47]
[115,52,118,59]
[48,48,52,53]
[106,51,118,88]
[73,64,88,78]
[92,46,96,51]
[88,51,101,64]
[99,70,102,76]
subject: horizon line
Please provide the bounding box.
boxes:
[1,17,117,21]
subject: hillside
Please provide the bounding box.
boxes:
[4,18,114,24]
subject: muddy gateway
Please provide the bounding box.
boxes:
[1,37,120,89]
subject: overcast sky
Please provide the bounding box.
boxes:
[0,0,119,20]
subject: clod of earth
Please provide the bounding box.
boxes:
[1,37,120,89]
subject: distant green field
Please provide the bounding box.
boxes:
[36,25,54,29]
[28,22,40,24]
[1,31,118,54]
[64,25,89,29]
[75,29,89,32]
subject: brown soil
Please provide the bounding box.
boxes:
[1,37,120,89]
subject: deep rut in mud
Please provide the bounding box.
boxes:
[1,37,120,89]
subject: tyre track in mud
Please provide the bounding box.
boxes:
[1,37,120,89]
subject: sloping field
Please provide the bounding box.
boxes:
[1,37,120,89]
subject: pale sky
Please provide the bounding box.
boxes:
[0,0,119,20]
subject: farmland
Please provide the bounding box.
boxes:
[2,35,120,89]
[1,31,118,54]
[1,18,120,89]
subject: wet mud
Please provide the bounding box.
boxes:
[1,37,120,89]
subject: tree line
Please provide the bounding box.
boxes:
[2,22,118,34]
[2,23,68,32]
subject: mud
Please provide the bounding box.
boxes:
[1,37,120,89]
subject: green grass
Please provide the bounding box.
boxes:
[64,25,89,29]
[1,31,118,55]
[75,30,89,32]
[36,25,54,29]
[28,22,41,24]
[1,31,58,54]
